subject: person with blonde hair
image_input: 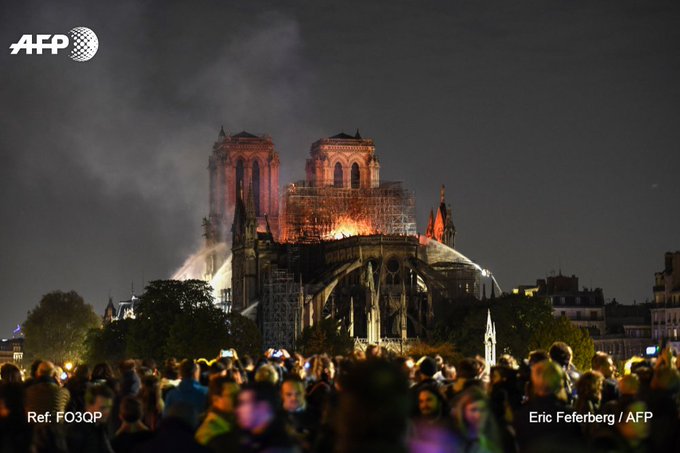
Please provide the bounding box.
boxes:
[255,364,279,386]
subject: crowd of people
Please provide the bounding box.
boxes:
[1,341,679,453]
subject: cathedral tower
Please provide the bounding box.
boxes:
[206,128,280,277]
[305,130,380,189]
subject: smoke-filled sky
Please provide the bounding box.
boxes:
[1,0,679,336]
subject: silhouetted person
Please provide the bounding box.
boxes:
[133,402,210,453]
[236,382,300,453]
[335,359,410,453]
[0,363,22,384]
[65,364,90,413]
[549,341,579,402]
[514,360,583,453]
[163,360,207,425]
[0,381,31,453]
[139,375,163,431]
[591,352,618,405]
[66,383,115,453]
[111,396,152,453]
[195,376,239,452]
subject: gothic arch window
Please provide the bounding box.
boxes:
[252,160,261,215]
[351,162,360,189]
[235,159,244,199]
[386,258,401,286]
[333,162,344,188]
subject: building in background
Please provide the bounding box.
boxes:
[204,129,280,279]
[0,337,23,368]
[280,132,416,243]
[425,185,456,249]
[230,130,482,350]
[103,293,140,323]
[515,273,654,362]
[594,300,651,363]
[536,273,607,336]
[651,251,680,344]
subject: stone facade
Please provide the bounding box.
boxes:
[537,274,607,336]
[651,251,680,342]
[205,129,279,279]
[305,131,379,189]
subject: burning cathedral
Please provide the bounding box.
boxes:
[203,128,487,350]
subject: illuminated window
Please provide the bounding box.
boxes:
[334,163,343,188]
[351,163,360,189]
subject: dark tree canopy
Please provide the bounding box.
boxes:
[529,315,595,371]
[85,318,132,364]
[166,306,230,360]
[298,318,353,356]
[127,279,220,360]
[224,313,262,359]
[23,290,101,364]
[112,279,263,361]
[432,294,593,368]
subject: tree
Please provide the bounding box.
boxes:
[127,279,216,361]
[432,295,561,361]
[529,316,595,371]
[223,313,262,359]
[23,290,101,364]
[407,341,461,364]
[85,318,132,364]
[166,306,230,360]
[126,280,263,361]
[298,318,354,356]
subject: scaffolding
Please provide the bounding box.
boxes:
[280,181,417,242]
[261,266,301,350]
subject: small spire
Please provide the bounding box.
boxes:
[219,125,226,138]
[440,184,446,203]
[425,209,435,238]
[265,213,272,235]
[245,182,256,217]
[355,128,362,139]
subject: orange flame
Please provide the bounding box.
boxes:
[327,216,374,240]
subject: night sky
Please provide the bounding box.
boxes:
[1,0,679,336]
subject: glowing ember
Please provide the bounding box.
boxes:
[327,216,374,240]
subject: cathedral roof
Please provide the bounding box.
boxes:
[233,130,259,138]
[330,132,358,139]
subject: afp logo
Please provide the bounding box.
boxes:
[9,27,99,62]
